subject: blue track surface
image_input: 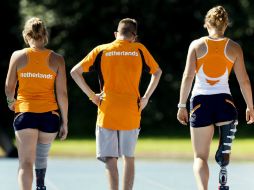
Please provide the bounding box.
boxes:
[0,158,254,190]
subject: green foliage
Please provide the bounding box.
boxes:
[1,0,254,137]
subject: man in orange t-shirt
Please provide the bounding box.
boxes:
[71,18,162,190]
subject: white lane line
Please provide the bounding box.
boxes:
[136,174,175,190]
[45,178,60,190]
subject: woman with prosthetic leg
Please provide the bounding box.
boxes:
[177,6,254,190]
[5,17,68,190]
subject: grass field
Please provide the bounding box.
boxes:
[1,138,253,160]
[47,138,254,161]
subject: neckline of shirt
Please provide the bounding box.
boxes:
[207,36,227,41]
[114,39,131,43]
[29,47,48,52]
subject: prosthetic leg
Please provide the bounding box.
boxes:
[215,120,237,190]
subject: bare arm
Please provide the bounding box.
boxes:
[177,41,197,125]
[55,54,69,140]
[70,62,100,106]
[5,51,20,110]
[233,45,254,124]
[140,68,162,110]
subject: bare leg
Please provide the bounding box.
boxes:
[15,129,39,190]
[38,131,57,144]
[122,156,134,190]
[105,157,119,190]
[191,125,214,190]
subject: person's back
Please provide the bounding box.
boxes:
[78,20,159,131]
[5,17,68,190]
[177,6,254,190]
[71,18,162,190]
[192,37,233,97]
[16,48,58,113]
[192,36,244,98]
[90,41,156,97]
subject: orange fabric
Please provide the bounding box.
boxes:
[196,37,233,86]
[80,40,159,130]
[15,48,58,113]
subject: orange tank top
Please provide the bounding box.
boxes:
[15,48,58,113]
[192,37,234,98]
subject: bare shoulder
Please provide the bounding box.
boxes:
[227,39,242,52]
[49,51,65,73]
[226,39,243,62]
[190,37,206,49]
[11,49,27,64]
[49,51,65,65]
[189,37,207,58]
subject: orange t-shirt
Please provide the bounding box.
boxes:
[15,48,58,113]
[80,39,159,130]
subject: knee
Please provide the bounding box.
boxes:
[193,156,208,169]
[123,156,134,164]
[105,157,118,170]
[19,159,34,170]
[194,153,209,163]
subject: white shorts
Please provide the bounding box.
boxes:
[96,126,140,162]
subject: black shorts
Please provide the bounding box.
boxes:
[13,111,60,133]
[190,94,238,128]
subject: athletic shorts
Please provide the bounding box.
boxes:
[13,111,60,133]
[190,93,238,128]
[96,126,140,162]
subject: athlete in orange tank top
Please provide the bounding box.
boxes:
[5,17,68,190]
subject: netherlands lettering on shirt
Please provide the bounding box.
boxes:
[20,72,53,79]
[105,51,138,57]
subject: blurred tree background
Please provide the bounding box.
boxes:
[1,0,254,138]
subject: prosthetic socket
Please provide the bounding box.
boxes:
[215,120,237,188]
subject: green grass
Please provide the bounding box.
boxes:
[1,138,253,161]
[48,138,254,161]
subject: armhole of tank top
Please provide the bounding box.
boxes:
[17,48,29,72]
[47,50,57,74]
[197,37,208,60]
[25,48,30,64]
[224,39,234,63]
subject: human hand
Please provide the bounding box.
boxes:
[59,124,68,140]
[89,92,103,106]
[177,108,188,125]
[246,108,254,124]
[140,96,149,111]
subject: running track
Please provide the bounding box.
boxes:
[1,158,254,189]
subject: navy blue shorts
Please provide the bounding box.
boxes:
[190,94,238,128]
[13,111,60,133]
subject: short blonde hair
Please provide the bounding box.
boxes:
[204,6,229,31]
[22,17,48,45]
